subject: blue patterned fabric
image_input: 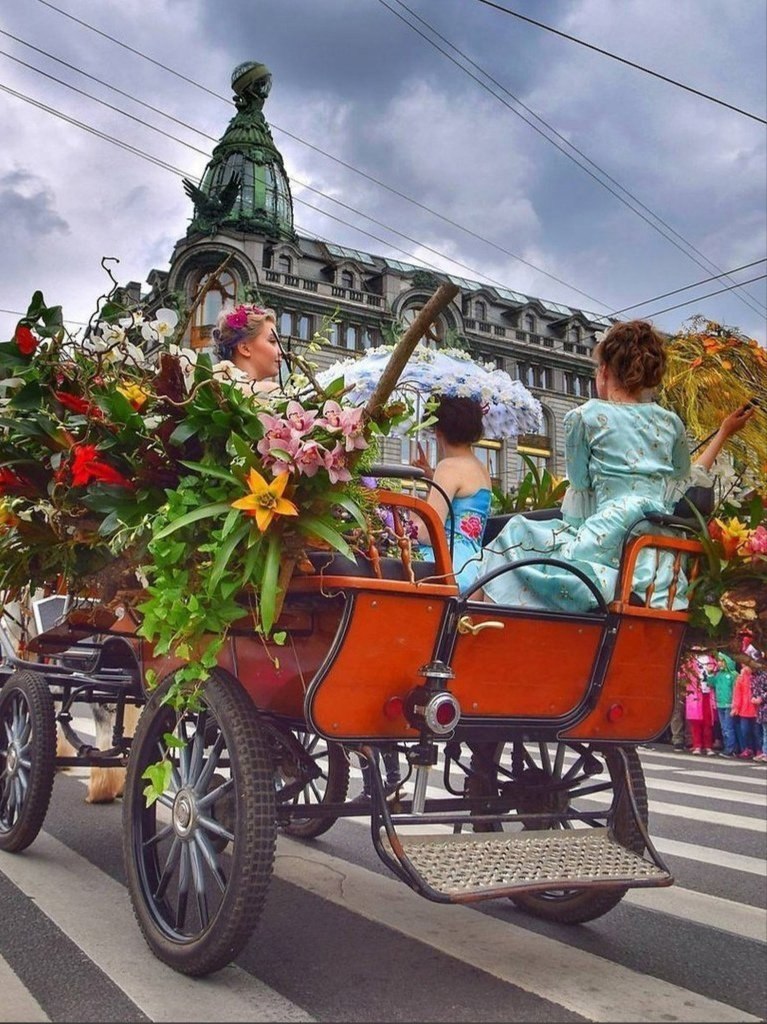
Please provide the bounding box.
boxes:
[481,400,702,612]
[419,488,492,592]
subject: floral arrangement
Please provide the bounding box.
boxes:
[318,343,543,439]
[0,289,394,700]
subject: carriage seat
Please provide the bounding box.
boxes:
[304,550,441,582]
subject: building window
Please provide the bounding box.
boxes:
[340,269,354,289]
[262,249,273,270]
[568,323,580,345]
[297,314,312,340]
[344,324,358,350]
[524,313,536,334]
[328,321,340,346]
[362,325,382,349]
[279,311,293,337]
[475,300,487,321]
[564,371,575,395]
[473,440,501,490]
[190,268,238,348]
[541,367,553,390]
[278,254,292,275]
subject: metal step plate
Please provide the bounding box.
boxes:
[382,828,670,899]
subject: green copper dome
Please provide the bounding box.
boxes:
[183,61,296,240]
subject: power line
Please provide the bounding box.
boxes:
[0,307,86,325]
[23,4,609,308]
[473,0,767,125]
[380,0,767,320]
[607,259,767,316]
[0,79,502,287]
[0,62,554,300]
[641,273,767,319]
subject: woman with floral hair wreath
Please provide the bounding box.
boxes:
[211,302,282,395]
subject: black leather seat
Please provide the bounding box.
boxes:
[305,550,440,582]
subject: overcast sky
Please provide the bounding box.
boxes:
[0,0,765,343]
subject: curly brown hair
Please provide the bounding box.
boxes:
[593,319,667,392]
[433,395,484,445]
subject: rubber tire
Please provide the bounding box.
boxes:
[122,669,277,976]
[510,745,648,924]
[0,670,56,853]
[279,732,350,840]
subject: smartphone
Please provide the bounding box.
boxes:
[742,397,759,411]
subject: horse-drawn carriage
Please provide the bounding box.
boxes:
[0,470,704,977]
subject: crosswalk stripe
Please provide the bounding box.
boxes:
[642,778,765,806]
[274,836,759,1023]
[651,836,766,877]
[650,768,767,788]
[622,886,767,942]
[0,954,49,1023]
[0,833,313,1023]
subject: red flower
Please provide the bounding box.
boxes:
[0,467,27,494]
[14,324,38,356]
[459,513,483,540]
[70,444,133,489]
[54,391,104,420]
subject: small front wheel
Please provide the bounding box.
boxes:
[122,670,277,976]
[0,670,56,853]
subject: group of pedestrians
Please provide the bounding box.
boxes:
[673,638,767,761]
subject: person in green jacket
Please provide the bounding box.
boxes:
[709,652,739,757]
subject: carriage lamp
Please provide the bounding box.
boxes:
[403,685,461,735]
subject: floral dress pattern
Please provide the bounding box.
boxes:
[481,400,709,612]
[419,488,492,592]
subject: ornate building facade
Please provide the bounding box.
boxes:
[147,61,614,489]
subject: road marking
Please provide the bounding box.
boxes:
[622,887,767,942]
[275,836,759,1023]
[0,954,49,1023]
[642,778,766,806]
[652,836,767,877]
[0,833,313,1023]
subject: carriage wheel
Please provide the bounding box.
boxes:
[277,730,350,840]
[0,670,56,853]
[468,740,648,924]
[122,669,276,976]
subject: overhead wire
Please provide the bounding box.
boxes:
[379,0,767,319]
[639,273,767,320]
[472,0,767,125]
[19,5,609,308]
[606,259,767,317]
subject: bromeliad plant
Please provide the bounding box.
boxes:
[0,289,387,703]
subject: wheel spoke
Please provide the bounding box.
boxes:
[197,777,233,811]
[194,734,225,795]
[197,813,234,844]
[553,743,566,777]
[194,831,227,893]
[142,821,175,850]
[188,712,206,786]
[175,842,190,931]
[153,835,181,899]
[188,841,209,929]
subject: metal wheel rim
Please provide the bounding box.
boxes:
[133,707,237,944]
[0,692,33,834]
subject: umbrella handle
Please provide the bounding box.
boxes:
[363,282,459,422]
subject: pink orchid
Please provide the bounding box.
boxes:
[258,433,300,473]
[285,400,318,436]
[321,400,368,452]
[323,442,351,484]
[746,524,767,556]
[294,440,326,478]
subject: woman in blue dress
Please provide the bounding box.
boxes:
[480,320,754,612]
[412,396,493,594]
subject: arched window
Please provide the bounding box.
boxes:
[524,313,536,334]
[475,300,487,321]
[278,254,292,275]
[340,269,354,290]
[189,268,238,349]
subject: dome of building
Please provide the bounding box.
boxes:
[183,61,295,240]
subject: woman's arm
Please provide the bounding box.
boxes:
[693,404,756,472]
[415,461,459,542]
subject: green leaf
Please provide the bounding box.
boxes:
[209,521,250,591]
[153,502,232,539]
[332,492,367,530]
[140,759,173,807]
[169,421,199,446]
[259,532,282,634]
[299,516,355,560]
[272,630,287,646]
[162,732,186,749]
[703,604,724,626]
[179,460,240,486]
[240,536,262,584]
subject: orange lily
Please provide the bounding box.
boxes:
[231,469,298,532]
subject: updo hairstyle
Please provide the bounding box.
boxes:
[593,319,667,393]
[433,395,484,445]
[212,303,276,360]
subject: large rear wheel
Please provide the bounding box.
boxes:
[0,670,56,853]
[276,729,350,840]
[468,740,647,924]
[123,670,276,976]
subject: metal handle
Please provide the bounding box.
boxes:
[457,616,505,636]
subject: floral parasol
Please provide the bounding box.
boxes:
[317,344,543,440]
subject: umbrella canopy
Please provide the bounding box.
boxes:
[317,344,542,439]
